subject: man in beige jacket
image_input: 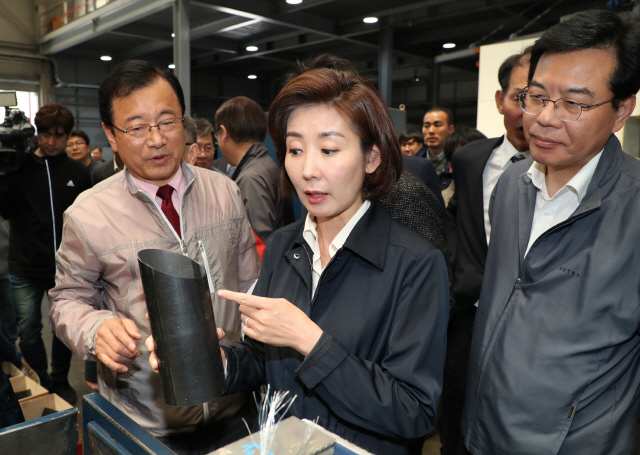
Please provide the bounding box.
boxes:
[49,60,260,454]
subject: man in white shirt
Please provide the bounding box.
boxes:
[440,48,531,455]
[461,10,640,454]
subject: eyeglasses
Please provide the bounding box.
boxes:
[112,117,184,139]
[66,141,86,148]
[517,92,614,123]
[197,144,214,153]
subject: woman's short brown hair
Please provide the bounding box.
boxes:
[268,68,402,200]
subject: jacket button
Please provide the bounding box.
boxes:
[293,253,301,259]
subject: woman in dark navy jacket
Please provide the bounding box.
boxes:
[150,68,449,455]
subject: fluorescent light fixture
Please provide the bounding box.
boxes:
[443,43,456,49]
[248,74,257,80]
[246,45,258,52]
[286,0,303,4]
[168,64,176,69]
[100,55,112,61]
[363,17,378,24]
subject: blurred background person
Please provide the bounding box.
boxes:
[91,146,104,162]
[214,96,294,250]
[399,130,424,156]
[441,126,488,207]
[67,129,98,182]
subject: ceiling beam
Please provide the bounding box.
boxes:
[40,0,174,55]
[190,0,426,58]
[115,15,249,60]
[191,17,260,40]
[277,0,340,14]
[192,0,335,35]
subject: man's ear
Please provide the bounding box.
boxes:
[218,125,228,142]
[613,94,636,133]
[495,89,505,115]
[187,143,198,165]
[449,124,455,134]
[365,145,382,174]
[102,123,118,152]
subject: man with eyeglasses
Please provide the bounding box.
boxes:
[192,118,220,172]
[49,60,260,453]
[461,10,640,455]
[66,129,98,182]
[0,102,92,405]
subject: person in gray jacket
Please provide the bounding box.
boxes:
[462,10,640,455]
[214,96,294,247]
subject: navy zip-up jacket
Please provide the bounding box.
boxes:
[224,201,449,455]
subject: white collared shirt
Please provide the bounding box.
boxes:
[525,150,603,257]
[303,200,371,296]
[482,137,530,244]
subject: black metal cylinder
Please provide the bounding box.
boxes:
[137,249,226,407]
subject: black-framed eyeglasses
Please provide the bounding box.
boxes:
[517,92,614,123]
[112,117,184,139]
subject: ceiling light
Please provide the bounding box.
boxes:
[168,64,176,69]
[100,55,112,61]
[248,74,257,79]
[363,17,378,24]
[286,0,303,4]
[171,33,175,38]
[443,43,456,49]
[246,45,258,52]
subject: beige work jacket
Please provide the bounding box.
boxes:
[49,163,260,436]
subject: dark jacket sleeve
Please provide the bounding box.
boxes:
[223,237,278,393]
[0,173,24,220]
[296,248,449,439]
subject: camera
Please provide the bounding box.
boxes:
[0,92,35,172]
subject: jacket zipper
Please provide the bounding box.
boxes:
[471,207,599,423]
[198,239,215,294]
[470,275,522,422]
[525,206,598,258]
[44,159,58,258]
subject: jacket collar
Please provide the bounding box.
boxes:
[290,200,391,271]
[573,134,623,217]
[517,134,623,260]
[230,142,268,180]
[125,161,196,199]
[31,150,70,166]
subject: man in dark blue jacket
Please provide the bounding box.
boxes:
[462,10,640,455]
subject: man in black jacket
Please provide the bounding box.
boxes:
[440,48,531,455]
[0,103,91,404]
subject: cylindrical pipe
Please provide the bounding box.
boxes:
[138,249,225,407]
